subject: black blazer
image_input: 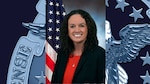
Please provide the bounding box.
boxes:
[51,45,105,83]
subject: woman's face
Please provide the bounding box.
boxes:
[68,14,88,44]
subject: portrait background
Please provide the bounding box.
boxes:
[63,0,105,49]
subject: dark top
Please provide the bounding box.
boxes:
[51,45,105,83]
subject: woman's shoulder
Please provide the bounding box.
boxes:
[57,48,69,56]
[94,46,105,60]
[93,45,105,53]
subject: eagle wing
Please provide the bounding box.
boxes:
[118,24,150,63]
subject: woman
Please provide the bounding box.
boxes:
[51,9,105,83]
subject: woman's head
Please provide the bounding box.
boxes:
[60,9,98,53]
[68,14,88,44]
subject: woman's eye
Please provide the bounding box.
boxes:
[70,25,75,28]
[80,25,84,27]
[79,24,86,27]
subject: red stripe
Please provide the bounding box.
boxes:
[46,53,55,71]
[46,77,51,84]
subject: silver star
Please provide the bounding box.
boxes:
[140,70,150,84]
[142,0,150,19]
[35,71,45,84]
[115,0,129,12]
[129,7,144,22]
[140,51,150,66]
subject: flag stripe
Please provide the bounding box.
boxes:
[46,53,55,71]
[46,41,57,63]
[46,65,53,83]
[46,77,51,84]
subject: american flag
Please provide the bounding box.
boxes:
[46,0,66,83]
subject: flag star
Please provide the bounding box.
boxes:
[35,71,45,84]
[48,19,53,23]
[56,19,60,24]
[56,3,59,7]
[55,36,59,40]
[62,4,64,7]
[49,1,53,6]
[55,44,60,49]
[140,70,150,84]
[48,35,52,40]
[56,28,60,32]
[115,0,129,12]
[129,7,144,22]
[48,27,52,32]
[62,12,66,16]
[140,51,150,66]
[56,11,60,15]
[49,10,53,15]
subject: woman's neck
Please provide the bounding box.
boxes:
[72,42,84,56]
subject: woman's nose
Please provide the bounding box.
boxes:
[74,27,80,32]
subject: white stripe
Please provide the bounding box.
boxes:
[46,41,57,63]
[46,65,53,81]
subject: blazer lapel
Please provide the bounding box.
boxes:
[58,52,69,82]
[73,50,89,79]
